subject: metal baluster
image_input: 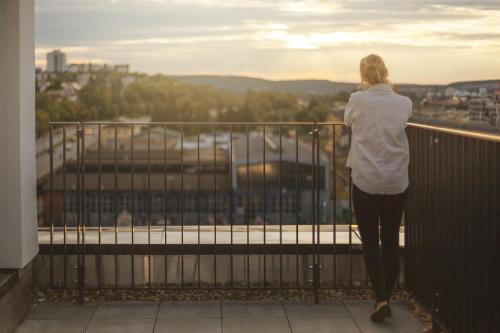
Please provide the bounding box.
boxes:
[332,125,337,289]
[295,126,299,288]
[279,125,283,289]
[197,130,201,288]
[246,125,250,288]
[49,125,54,288]
[263,125,267,288]
[97,124,102,290]
[229,126,234,289]
[114,125,118,289]
[348,128,353,289]
[131,124,135,289]
[147,125,152,288]
[181,126,184,288]
[81,124,86,301]
[163,126,168,289]
[213,128,217,288]
[76,124,84,304]
[62,126,67,289]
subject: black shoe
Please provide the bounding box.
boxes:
[371,304,390,322]
[373,301,392,317]
[374,302,392,317]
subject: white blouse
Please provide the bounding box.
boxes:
[344,84,413,195]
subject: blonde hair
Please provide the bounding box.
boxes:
[360,54,389,88]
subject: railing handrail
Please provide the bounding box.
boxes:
[49,121,344,126]
[48,120,500,142]
[408,122,500,143]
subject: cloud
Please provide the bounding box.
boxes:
[167,0,342,14]
[35,0,500,83]
[35,46,92,55]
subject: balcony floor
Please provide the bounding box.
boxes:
[15,299,424,333]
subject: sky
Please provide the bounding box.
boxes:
[35,0,500,84]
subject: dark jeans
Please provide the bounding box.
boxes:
[352,184,408,303]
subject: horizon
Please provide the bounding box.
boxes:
[142,73,500,86]
[36,0,500,85]
[36,68,500,87]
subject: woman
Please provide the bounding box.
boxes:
[344,54,412,322]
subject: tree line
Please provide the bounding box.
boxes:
[35,71,350,137]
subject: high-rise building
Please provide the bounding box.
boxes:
[46,50,66,72]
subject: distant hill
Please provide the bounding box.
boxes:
[447,80,500,90]
[170,75,357,95]
[397,80,500,91]
[170,75,500,95]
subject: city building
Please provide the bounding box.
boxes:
[66,63,88,73]
[89,63,104,72]
[469,98,500,130]
[40,127,333,228]
[57,61,131,75]
[114,64,130,73]
[46,49,66,72]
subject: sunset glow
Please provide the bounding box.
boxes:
[36,0,500,84]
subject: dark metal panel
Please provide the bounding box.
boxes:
[405,125,499,333]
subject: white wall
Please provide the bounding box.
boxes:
[0,0,39,268]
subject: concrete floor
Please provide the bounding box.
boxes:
[15,299,424,333]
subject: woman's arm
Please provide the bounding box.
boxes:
[344,94,356,126]
[404,97,413,127]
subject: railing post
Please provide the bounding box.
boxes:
[312,124,321,303]
[432,291,443,333]
[76,125,85,304]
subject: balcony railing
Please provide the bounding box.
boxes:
[405,123,499,333]
[39,122,358,297]
[37,121,499,333]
